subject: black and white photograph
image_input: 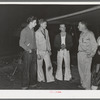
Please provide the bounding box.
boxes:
[0,2,100,95]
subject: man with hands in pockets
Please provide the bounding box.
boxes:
[19,16,37,89]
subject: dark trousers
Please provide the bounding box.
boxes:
[92,64,100,86]
[22,49,37,87]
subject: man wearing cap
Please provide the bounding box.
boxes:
[35,19,55,83]
[19,16,37,89]
[54,24,73,81]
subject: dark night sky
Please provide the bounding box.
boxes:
[0,5,98,56]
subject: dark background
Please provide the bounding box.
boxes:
[0,5,99,57]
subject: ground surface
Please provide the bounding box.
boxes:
[0,63,84,90]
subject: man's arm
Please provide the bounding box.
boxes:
[88,33,97,57]
[46,30,51,52]
[19,29,30,52]
[54,35,61,50]
[66,34,73,50]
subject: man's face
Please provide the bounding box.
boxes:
[59,24,66,32]
[41,22,47,29]
[78,22,85,32]
[31,20,37,28]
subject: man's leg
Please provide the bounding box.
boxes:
[55,50,63,80]
[64,50,72,81]
[37,57,45,82]
[44,52,54,82]
[29,50,37,86]
[83,57,92,89]
[78,52,86,87]
[22,51,30,88]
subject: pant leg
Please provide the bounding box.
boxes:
[37,57,45,82]
[78,52,92,89]
[44,52,55,82]
[55,50,64,80]
[22,51,31,87]
[29,50,37,85]
[83,56,92,89]
[78,52,86,85]
[64,50,72,81]
[92,64,100,86]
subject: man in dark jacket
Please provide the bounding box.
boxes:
[19,16,37,89]
[54,24,73,81]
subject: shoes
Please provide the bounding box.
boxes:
[91,85,98,90]
[29,84,37,88]
[21,87,28,90]
[78,85,84,89]
[64,77,74,82]
[69,77,75,82]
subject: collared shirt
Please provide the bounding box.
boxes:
[35,28,51,54]
[78,31,97,56]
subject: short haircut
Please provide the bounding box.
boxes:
[60,24,66,28]
[27,16,37,23]
[80,21,88,28]
[38,19,47,25]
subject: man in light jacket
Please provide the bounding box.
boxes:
[35,19,55,83]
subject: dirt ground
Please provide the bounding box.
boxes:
[0,63,84,90]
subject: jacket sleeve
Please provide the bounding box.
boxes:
[66,34,73,50]
[46,30,51,51]
[35,31,40,54]
[54,35,61,50]
[19,29,29,51]
[89,33,97,57]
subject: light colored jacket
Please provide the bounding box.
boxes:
[35,28,51,54]
[78,31,97,57]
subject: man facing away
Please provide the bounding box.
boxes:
[35,19,55,83]
[19,16,37,89]
[54,24,73,81]
[78,21,97,90]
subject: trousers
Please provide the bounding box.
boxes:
[55,49,72,81]
[78,52,92,89]
[22,49,37,87]
[37,51,54,82]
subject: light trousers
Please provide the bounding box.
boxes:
[55,49,72,81]
[37,51,54,82]
[78,52,92,89]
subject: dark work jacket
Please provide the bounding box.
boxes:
[54,33,73,51]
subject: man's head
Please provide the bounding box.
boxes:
[27,16,37,28]
[59,24,66,32]
[39,19,47,29]
[78,21,88,32]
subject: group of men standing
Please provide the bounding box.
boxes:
[19,16,97,90]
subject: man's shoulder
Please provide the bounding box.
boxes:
[54,34,60,40]
[56,34,60,37]
[35,29,40,34]
[87,31,94,37]
[66,33,72,38]
[21,27,28,33]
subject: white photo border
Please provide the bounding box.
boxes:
[0,1,100,99]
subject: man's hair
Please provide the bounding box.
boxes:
[38,19,47,25]
[60,24,66,28]
[27,16,37,23]
[80,21,88,28]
